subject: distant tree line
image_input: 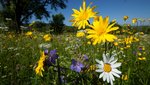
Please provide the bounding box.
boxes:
[28,13,65,34]
[0,0,67,33]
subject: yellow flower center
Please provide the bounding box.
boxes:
[103,63,112,72]
[80,11,88,20]
[97,28,106,35]
[98,30,104,34]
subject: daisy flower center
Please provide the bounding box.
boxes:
[103,63,112,72]
[79,11,88,20]
[98,29,104,34]
[97,28,105,36]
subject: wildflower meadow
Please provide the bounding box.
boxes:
[1,0,150,85]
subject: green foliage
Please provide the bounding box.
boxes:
[0,0,67,33]
[135,26,150,34]
[62,26,78,33]
[31,21,49,32]
[1,26,150,84]
[50,13,65,34]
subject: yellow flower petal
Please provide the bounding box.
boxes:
[70,1,97,29]
[86,16,119,45]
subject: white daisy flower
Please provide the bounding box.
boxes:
[95,53,122,85]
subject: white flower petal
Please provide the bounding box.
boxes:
[112,69,122,74]
[110,58,118,64]
[111,63,121,68]
[103,72,107,81]
[99,72,104,78]
[111,71,121,78]
[95,59,100,63]
[96,69,103,72]
[100,61,104,66]
[108,56,115,63]
[103,53,108,63]
[96,52,122,85]
[95,59,102,64]
[106,73,110,83]
[110,79,113,85]
[96,60,104,67]
[97,65,103,69]
[109,72,115,81]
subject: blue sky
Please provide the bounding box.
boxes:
[34,0,150,25]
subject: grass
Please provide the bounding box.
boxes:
[0,28,150,85]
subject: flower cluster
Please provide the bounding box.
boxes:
[70,1,122,84]
[70,55,88,72]
[44,49,59,66]
[123,16,137,24]
[134,46,146,61]
[35,49,59,77]
[70,1,119,45]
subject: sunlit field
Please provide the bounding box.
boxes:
[1,25,150,85]
[1,0,150,85]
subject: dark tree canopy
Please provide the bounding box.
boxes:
[50,13,65,34]
[0,0,67,33]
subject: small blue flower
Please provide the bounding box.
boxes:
[138,47,143,52]
[83,55,88,61]
[44,49,49,55]
[70,59,84,72]
[45,49,59,66]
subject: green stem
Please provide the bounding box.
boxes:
[57,58,62,85]
[104,42,107,54]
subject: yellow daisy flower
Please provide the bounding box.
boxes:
[133,37,139,42]
[86,16,119,45]
[70,1,97,29]
[124,36,133,45]
[25,31,32,36]
[86,64,97,72]
[122,74,128,80]
[139,32,144,35]
[35,51,46,77]
[138,57,146,60]
[111,19,116,23]
[114,42,118,46]
[123,16,129,21]
[132,18,137,24]
[120,48,124,51]
[137,52,142,56]
[76,30,85,37]
[43,34,51,41]
[87,41,91,45]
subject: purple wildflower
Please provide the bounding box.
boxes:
[83,55,88,61]
[45,49,59,66]
[44,49,49,55]
[138,47,143,51]
[70,59,84,72]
